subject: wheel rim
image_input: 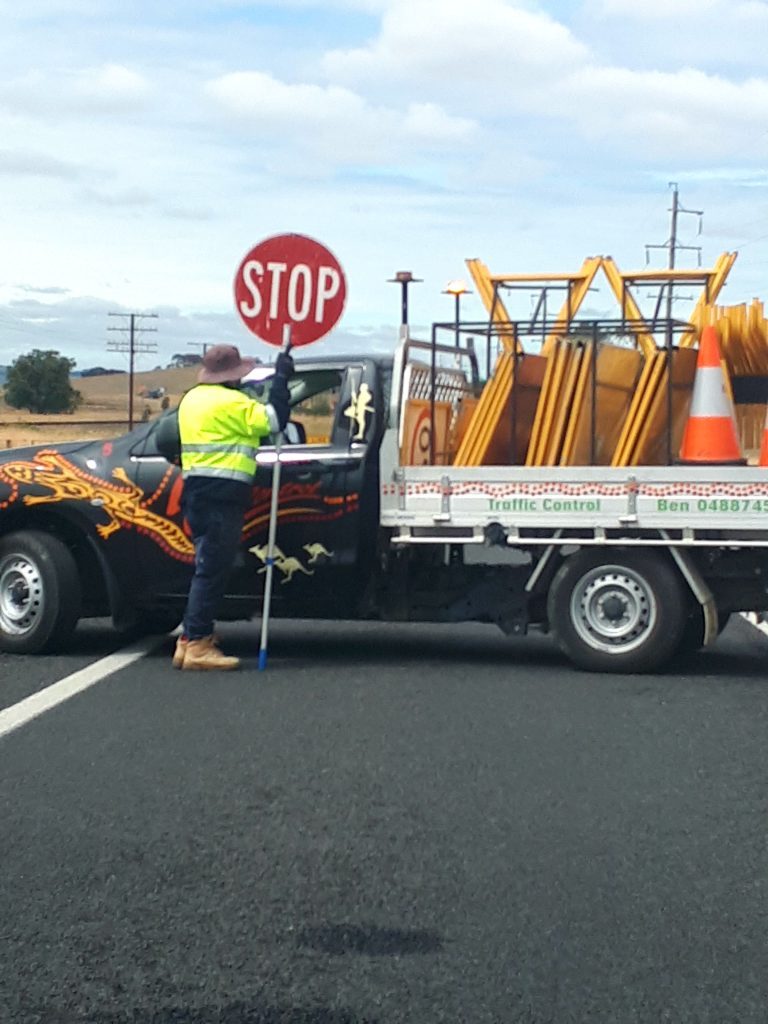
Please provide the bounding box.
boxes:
[0,553,44,637]
[570,564,657,655]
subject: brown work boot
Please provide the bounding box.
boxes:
[181,636,240,671]
[173,634,224,669]
[172,636,188,669]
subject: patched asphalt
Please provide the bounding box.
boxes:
[1,617,767,1023]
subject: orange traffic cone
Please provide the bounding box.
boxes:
[679,325,744,464]
[759,406,768,466]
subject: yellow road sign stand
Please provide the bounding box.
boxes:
[544,343,584,466]
[455,258,601,466]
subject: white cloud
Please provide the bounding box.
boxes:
[189,0,387,8]
[583,0,768,69]
[594,0,766,17]
[0,149,83,178]
[206,71,366,124]
[596,0,720,15]
[72,63,152,106]
[551,66,768,160]
[675,168,768,188]
[80,185,157,208]
[0,64,152,119]
[403,102,475,142]
[0,1,107,16]
[205,70,476,163]
[15,284,71,295]
[317,1,768,164]
[324,0,588,90]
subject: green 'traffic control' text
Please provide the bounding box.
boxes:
[489,498,602,513]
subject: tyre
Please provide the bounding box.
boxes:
[547,549,686,673]
[0,531,82,654]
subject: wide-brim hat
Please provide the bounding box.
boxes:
[197,344,259,384]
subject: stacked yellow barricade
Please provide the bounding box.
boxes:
[447,252,768,467]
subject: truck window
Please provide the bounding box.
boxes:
[289,380,342,444]
[134,368,347,456]
[246,368,345,447]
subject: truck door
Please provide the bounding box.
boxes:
[128,423,194,605]
[237,362,370,618]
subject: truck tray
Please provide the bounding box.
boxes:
[381,465,768,542]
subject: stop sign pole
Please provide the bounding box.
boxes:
[233,234,347,671]
[258,323,292,671]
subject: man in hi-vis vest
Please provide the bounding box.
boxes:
[174,344,293,671]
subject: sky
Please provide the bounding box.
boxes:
[0,0,766,371]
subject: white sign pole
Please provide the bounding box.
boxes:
[258,323,292,671]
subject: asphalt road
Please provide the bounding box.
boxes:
[0,620,128,713]
[1,617,767,1024]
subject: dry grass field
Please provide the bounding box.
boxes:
[0,366,199,449]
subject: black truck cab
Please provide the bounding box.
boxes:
[0,356,389,653]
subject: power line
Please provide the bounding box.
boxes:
[729,230,768,251]
[107,312,158,430]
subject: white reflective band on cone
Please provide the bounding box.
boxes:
[688,367,735,419]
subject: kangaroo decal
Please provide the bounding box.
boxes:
[303,542,334,564]
[249,544,314,584]
[272,555,314,584]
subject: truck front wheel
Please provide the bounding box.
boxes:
[548,550,686,673]
[0,531,82,654]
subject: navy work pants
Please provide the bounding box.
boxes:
[181,493,245,640]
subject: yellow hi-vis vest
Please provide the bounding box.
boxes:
[178,384,273,485]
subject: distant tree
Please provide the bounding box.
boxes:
[80,367,125,378]
[4,349,82,414]
[170,353,203,369]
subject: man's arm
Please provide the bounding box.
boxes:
[235,391,276,437]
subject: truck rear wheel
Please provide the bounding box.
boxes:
[548,550,686,673]
[0,531,82,654]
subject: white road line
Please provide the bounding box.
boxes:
[0,636,159,741]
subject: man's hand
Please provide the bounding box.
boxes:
[268,376,291,432]
[275,351,294,380]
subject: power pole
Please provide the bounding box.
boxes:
[645,184,705,466]
[107,312,159,429]
[645,182,703,323]
[188,341,212,357]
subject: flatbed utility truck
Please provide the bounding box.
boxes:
[0,317,766,673]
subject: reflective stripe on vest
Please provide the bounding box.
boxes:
[183,465,254,484]
[181,442,260,458]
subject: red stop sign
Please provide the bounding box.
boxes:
[234,233,347,347]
